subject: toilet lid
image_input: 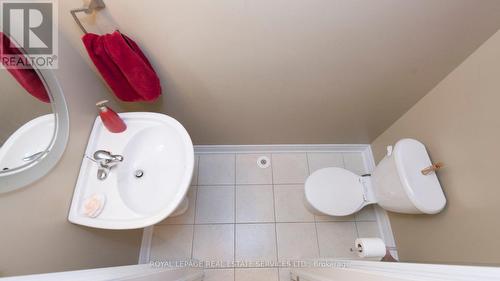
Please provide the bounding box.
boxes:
[305,167,365,216]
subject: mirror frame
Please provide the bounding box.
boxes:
[0,66,69,193]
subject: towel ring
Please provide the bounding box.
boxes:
[70,0,106,34]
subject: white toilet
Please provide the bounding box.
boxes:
[304,139,446,216]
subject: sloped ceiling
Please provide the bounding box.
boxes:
[64,0,500,144]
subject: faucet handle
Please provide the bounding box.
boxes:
[93,150,123,180]
[94,150,113,161]
[94,150,123,162]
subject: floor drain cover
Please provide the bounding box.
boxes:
[134,170,144,178]
[257,156,271,169]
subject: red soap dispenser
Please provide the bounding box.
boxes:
[96,100,127,133]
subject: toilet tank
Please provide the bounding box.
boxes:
[371,139,446,214]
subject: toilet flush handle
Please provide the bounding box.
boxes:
[386,145,393,157]
[421,162,444,175]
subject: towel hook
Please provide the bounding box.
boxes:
[70,0,106,34]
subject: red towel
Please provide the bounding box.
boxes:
[0,32,50,103]
[82,30,161,102]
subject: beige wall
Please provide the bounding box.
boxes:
[88,0,500,144]
[0,3,142,277]
[371,30,500,265]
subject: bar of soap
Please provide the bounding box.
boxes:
[82,193,106,218]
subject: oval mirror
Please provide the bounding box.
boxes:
[0,32,69,193]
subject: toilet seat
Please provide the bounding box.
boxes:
[305,167,368,216]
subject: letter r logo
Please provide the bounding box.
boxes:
[2,1,53,54]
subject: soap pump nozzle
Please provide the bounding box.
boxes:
[96,99,109,111]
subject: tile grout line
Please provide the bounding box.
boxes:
[270,153,281,281]
[306,153,322,259]
[196,183,307,187]
[161,220,346,226]
[352,148,362,238]
[341,152,347,170]
[189,221,319,226]
[271,155,279,281]
[190,187,198,260]
[190,155,201,260]
[307,153,319,224]
[233,153,236,281]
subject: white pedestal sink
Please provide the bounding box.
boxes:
[68,112,194,229]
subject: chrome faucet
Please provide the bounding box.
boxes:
[93,150,123,180]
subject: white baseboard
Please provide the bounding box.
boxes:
[138,226,154,264]
[374,207,398,259]
[194,144,369,154]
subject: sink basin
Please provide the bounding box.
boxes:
[0,114,54,172]
[68,112,194,229]
[117,127,189,216]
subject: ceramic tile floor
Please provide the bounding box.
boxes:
[150,151,383,281]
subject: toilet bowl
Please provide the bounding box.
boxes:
[304,139,446,216]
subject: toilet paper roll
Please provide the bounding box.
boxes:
[355,238,386,258]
